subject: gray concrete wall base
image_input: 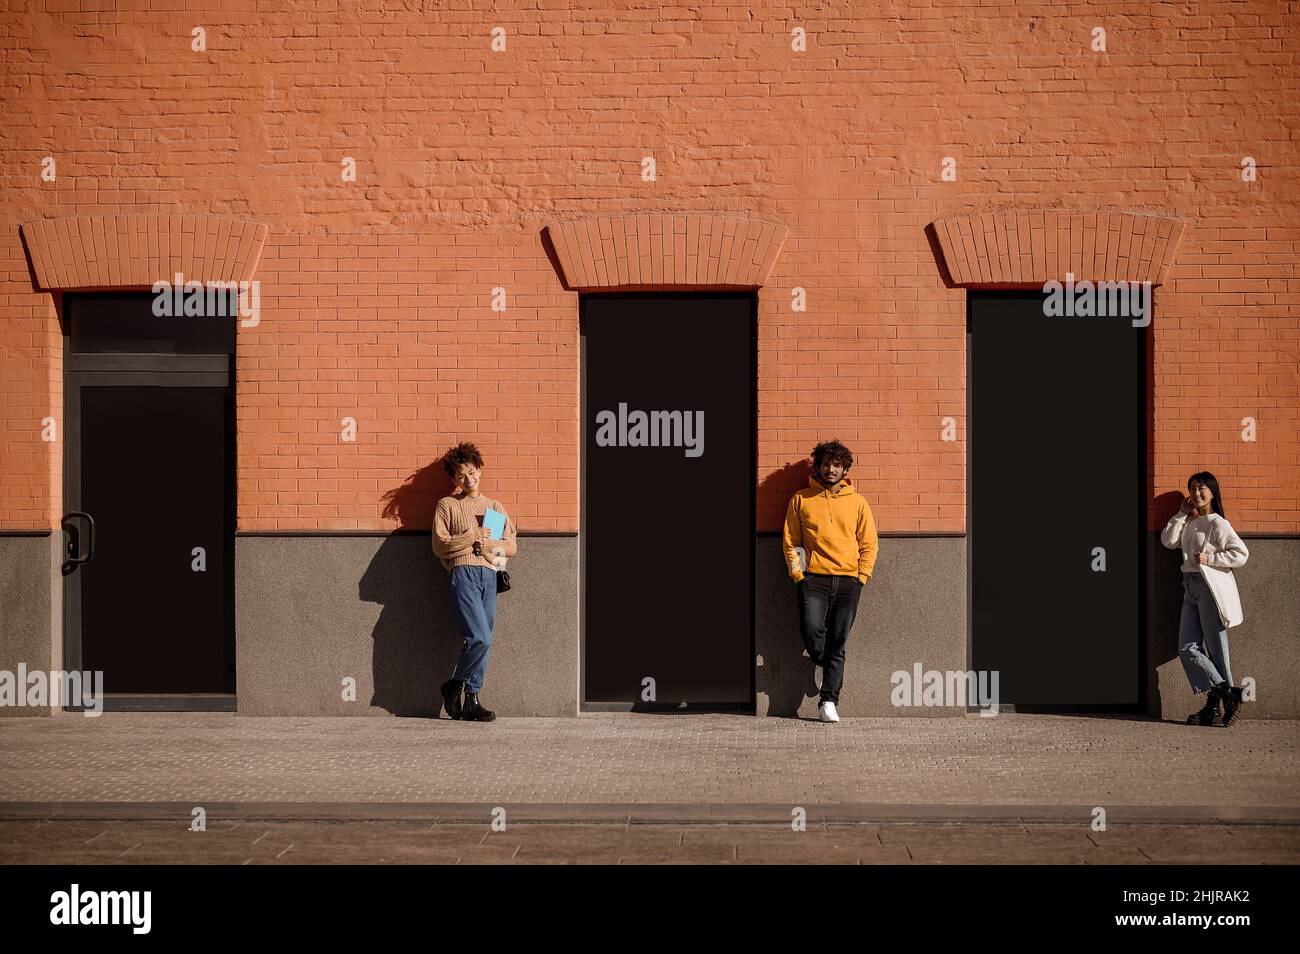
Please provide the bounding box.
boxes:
[0,534,58,717]
[1149,536,1299,721]
[756,537,968,718]
[8,532,1294,720]
[235,534,578,717]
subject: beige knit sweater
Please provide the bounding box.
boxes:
[432,492,519,572]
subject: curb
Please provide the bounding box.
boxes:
[3,802,1299,826]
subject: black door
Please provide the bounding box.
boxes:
[582,293,755,708]
[969,291,1144,707]
[63,293,236,704]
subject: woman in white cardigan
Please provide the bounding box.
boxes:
[1160,472,1250,727]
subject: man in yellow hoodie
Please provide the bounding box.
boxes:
[782,440,879,722]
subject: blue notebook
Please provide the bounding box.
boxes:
[482,507,506,541]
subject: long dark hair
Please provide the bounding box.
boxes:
[1188,471,1226,519]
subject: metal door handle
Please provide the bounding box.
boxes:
[61,511,95,572]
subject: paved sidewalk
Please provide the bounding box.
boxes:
[4,819,1297,865]
[2,712,1297,817]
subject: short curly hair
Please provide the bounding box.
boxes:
[811,439,853,472]
[442,441,484,478]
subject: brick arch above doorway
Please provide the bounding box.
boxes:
[20,214,269,290]
[927,210,1190,287]
[542,212,789,291]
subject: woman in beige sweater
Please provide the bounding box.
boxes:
[431,442,518,722]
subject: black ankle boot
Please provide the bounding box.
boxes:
[1214,683,1244,727]
[461,691,496,722]
[439,678,464,720]
[1186,692,1220,726]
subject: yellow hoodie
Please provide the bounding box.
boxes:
[782,476,879,584]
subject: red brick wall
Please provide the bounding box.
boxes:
[2,2,1296,534]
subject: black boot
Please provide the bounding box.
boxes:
[1214,683,1244,727]
[461,691,496,722]
[1186,691,1220,726]
[439,678,464,720]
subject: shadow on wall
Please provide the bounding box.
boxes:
[359,463,461,718]
[757,459,811,532]
[756,458,819,718]
[380,461,454,530]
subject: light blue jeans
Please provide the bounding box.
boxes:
[1178,571,1232,694]
[449,565,497,693]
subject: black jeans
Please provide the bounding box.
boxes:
[798,573,863,704]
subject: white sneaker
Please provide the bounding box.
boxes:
[819,701,840,723]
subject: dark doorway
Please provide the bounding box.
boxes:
[63,293,236,709]
[581,293,756,710]
[969,290,1145,708]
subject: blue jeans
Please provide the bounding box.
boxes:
[1178,571,1232,694]
[449,565,497,693]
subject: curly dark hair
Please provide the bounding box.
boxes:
[442,441,484,478]
[811,439,854,472]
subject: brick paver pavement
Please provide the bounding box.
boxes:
[2,819,1297,865]
[2,712,1297,812]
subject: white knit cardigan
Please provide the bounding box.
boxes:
[1160,510,1249,628]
